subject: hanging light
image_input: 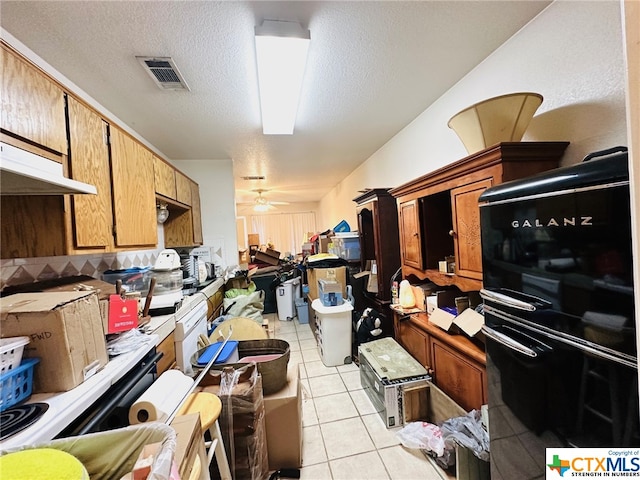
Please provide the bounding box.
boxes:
[255,20,310,135]
[156,202,169,224]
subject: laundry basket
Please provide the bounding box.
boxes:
[0,337,30,375]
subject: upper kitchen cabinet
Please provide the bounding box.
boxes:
[66,96,114,250]
[175,171,192,206]
[1,43,66,154]
[154,155,177,200]
[109,126,158,247]
[390,142,569,292]
[163,177,203,248]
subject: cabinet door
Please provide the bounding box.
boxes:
[67,96,114,249]
[1,44,67,154]
[397,319,429,368]
[430,337,486,411]
[110,126,158,247]
[154,155,177,199]
[399,199,423,269]
[175,171,191,205]
[450,178,492,280]
[190,180,203,245]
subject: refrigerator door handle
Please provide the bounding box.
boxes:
[480,288,538,311]
[482,325,538,358]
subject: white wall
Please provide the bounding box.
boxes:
[319,1,628,230]
[172,159,239,269]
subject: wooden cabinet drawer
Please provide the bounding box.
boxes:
[156,331,176,375]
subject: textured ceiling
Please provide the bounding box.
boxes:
[0,1,550,206]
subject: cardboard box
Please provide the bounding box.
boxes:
[316,235,333,254]
[0,291,109,393]
[255,250,280,266]
[247,233,260,246]
[307,266,347,300]
[263,362,302,470]
[171,413,207,480]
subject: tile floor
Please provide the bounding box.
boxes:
[267,313,457,480]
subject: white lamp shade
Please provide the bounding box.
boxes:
[447,92,543,154]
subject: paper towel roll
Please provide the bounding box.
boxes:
[129,369,194,425]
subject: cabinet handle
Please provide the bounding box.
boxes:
[413,232,419,237]
[449,230,455,237]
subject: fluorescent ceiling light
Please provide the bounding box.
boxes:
[255,20,310,135]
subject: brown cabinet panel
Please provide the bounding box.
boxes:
[154,155,177,199]
[397,319,429,368]
[450,178,492,280]
[110,127,157,247]
[156,331,176,375]
[67,96,114,250]
[1,44,67,154]
[175,171,191,206]
[399,199,423,270]
[430,336,486,412]
[190,180,203,245]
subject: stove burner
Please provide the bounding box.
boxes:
[0,403,49,441]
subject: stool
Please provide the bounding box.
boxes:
[178,392,232,480]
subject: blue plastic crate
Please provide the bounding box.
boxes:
[0,357,40,412]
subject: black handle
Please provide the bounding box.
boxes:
[77,351,163,434]
[582,146,627,162]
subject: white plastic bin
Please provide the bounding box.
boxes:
[311,299,353,366]
[276,277,301,321]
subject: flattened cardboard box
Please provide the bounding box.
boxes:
[0,291,108,393]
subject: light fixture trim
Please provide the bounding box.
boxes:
[255,20,310,135]
[156,202,170,224]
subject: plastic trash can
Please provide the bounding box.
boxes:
[295,298,309,324]
[311,299,353,366]
[276,277,300,321]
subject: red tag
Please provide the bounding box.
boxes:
[108,294,139,333]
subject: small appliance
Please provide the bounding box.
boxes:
[147,249,183,315]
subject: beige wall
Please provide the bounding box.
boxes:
[318,1,628,229]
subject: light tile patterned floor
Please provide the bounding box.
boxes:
[267,313,456,480]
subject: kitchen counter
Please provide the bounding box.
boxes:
[0,334,158,451]
[145,277,224,344]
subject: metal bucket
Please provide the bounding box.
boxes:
[191,339,290,394]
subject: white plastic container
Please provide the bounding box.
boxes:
[276,277,301,321]
[0,336,29,375]
[311,299,353,366]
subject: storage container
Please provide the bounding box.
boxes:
[0,357,40,411]
[318,279,343,306]
[101,267,151,294]
[311,299,353,367]
[295,298,309,324]
[332,234,361,261]
[0,336,29,375]
[195,340,239,366]
[276,277,300,321]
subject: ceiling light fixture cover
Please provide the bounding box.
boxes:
[255,20,310,135]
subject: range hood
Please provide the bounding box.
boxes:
[0,142,97,195]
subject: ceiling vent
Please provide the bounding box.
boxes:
[136,56,190,91]
[242,175,266,180]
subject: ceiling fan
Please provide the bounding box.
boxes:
[253,189,289,211]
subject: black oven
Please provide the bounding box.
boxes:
[478,147,639,479]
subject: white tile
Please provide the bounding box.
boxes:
[329,451,390,480]
[302,425,328,466]
[297,328,315,340]
[350,389,378,415]
[275,331,299,343]
[299,338,318,351]
[314,392,358,423]
[305,360,336,378]
[308,374,347,397]
[361,414,401,449]
[300,462,332,480]
[301,348,322,364]
[302,397,319,426]
[377,445,443,480]
[289,351,304,366]
[339,370,362,391]
[336,362,359,374]
[320,417,375,460]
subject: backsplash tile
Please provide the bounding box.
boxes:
[0,248,163,291]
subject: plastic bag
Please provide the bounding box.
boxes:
[440,409,490,462]
[396,422,445,457]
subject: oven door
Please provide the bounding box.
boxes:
[483,300,639,480]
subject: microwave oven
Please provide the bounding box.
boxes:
[358,337,431,428]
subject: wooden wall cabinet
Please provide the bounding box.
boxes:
[394,311,487,412]
[1,43,67,154]
[390,142,569,292]
[175,171,192,206]
[109,126,158,247]
[154,155,177,199]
